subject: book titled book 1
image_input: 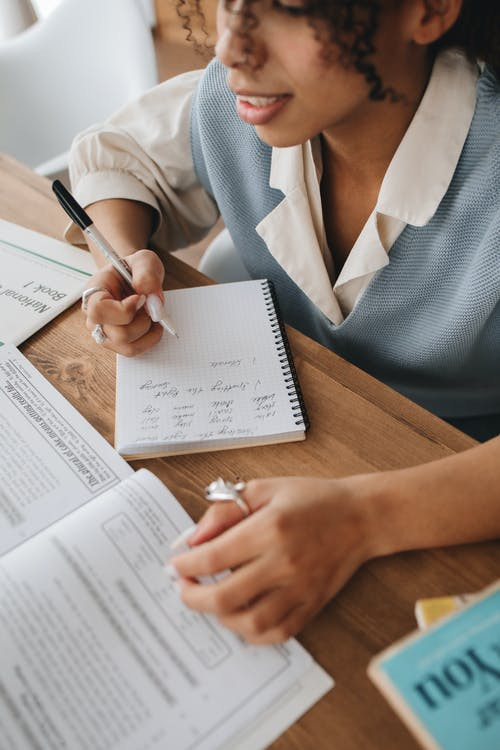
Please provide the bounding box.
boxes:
[368,581,500,750]
[0,219,96,346]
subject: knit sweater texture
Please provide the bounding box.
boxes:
[190,59,500,438]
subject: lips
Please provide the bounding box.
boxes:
[235,92,292,126]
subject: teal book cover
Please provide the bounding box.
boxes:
[368,583,500,750]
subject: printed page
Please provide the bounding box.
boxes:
[219,663,334,750]
[0,345,132,555]
[0,469,329,750]
[116,280,304,455]
[0,219,96,346]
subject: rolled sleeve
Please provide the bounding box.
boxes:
[66,69,219,255]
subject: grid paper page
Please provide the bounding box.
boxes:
[115,280,305,456]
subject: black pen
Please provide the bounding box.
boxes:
[52,180,178,338]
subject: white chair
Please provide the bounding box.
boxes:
[0,0,158,184]
[135,0,156,28]
[0,0,37,41]
[199,228,251,282]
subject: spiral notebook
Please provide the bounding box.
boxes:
[115,280,309,458]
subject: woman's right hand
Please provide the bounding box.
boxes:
[83,249,166,356]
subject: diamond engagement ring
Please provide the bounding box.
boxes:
[205,478,250,517]
[91,323,107,345]
[82,286,105,312]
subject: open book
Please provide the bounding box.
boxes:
[115,280,309,459]
[0,346,333,749]
[0,220,97,346]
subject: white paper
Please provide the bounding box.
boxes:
[0,219,96,346]
[219,663,334,750]
[0,345,132,555]
[0,469,331,750]
[116,281,306,457]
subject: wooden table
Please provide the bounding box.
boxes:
[2,153,499,750]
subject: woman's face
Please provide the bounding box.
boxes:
[215,0,426,148]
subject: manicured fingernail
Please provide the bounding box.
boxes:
[136,294,146,310]
[164,563,179,581]
[146,294,164,322]
[170,524,198,551]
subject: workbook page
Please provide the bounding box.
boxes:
[116,281,304,455]
[0,469,320,750]
[0,346,132,555]
[0,219,96,345]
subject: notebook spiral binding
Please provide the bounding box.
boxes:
[260,280,310,430]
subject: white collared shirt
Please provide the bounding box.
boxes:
[68,50,479,325]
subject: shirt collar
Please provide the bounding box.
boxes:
[376,49,479,226]
[261,49,479,324]
[268,49,479,229]
[268,142,303,193]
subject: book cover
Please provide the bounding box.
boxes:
[0,219,96,346]
[368,582,500,750]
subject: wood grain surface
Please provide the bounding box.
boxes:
[2,152,498,750]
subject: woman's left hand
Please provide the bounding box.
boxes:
[170,476,377,644]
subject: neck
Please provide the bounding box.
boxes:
[321,53,433,187]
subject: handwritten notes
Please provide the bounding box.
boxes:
[115,281,307,458]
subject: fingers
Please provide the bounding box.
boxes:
[242,478,280,513]
[190,502,250,545]
[127,249,165,299]
[98,320,163,357]
[85,249,164,316]
[180,557,273,614]
[191,477,281,540]
[182,576,311,644]
[85,288,164,356]
[171,478,304,586]
[86,291,145,326]
[171,475,363,644]
[87,295,146,331]
[174,477,279,557]
[85,267,129,301]
[218,591,304,644]
[83,248,166,355]
[85,249,164,300]
[172,515,263,578]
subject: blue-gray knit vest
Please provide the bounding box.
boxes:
[191,59,500,439]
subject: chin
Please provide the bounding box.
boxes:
[254,124,312,149]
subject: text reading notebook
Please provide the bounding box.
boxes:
[115,280,309,458]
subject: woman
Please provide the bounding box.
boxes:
[69,0,500,643]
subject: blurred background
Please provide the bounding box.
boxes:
[0,0,220,268]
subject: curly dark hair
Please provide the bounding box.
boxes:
[176,0,500,101]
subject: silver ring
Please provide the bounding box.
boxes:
[82,286,105,312]
[205,478,250,517]
[91,323,107,345]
